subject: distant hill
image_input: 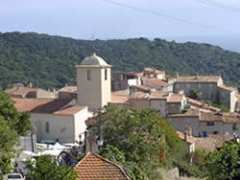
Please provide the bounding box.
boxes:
[0,32,240,89]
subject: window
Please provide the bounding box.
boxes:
[46,122,50,133]
[87,70,91,81]
[206,122,215,126]
[213,131,219,135]
[104,69,108,80]
[233,123,237,131]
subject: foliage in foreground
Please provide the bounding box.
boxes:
[91,105,188,179]
[26,155,77,180]
[206,141,240,180]
[0,91,31,177]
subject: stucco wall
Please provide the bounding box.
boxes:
[168,116,200,136]
[76,67,111,111]
[31,113,75,143]
[73,107,91,142]
[173,82,218,101]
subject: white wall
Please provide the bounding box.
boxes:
[31,113,75,143]
[73,107,92,142]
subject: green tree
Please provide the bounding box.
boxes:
[0,118,17,175]
[0,91,31,178]
[92,105,187,179]
[26,155,76,180]
[206,141,240,180]
[0,92,31,136]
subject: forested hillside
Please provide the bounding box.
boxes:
[0,32,240,89]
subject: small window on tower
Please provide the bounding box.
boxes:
[87,70,91,81]
[105,69,108,80]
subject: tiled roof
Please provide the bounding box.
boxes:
[199,112,240,123]
[167,94,184,103]
[12,97,82,115]
[187,98,221,112]
[54,105,86,116]
[12,98,53,112]
[142,78,168,89]
[74,153,129,180]
[175,75,221,83]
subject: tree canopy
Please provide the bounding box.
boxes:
[0,32,240,89]
[206,141,240,180]
[26,155,76,180]
[91,105,188,179]
[0,91,31,177]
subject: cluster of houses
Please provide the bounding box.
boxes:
[5,53,240,178]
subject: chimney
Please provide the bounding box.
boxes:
[85,133,98,153]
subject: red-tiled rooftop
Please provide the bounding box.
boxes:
[12,97,53,112]
[54,105,86,116]
[142,78,168,89]
[12,97,83,115]
[74,152,129,180]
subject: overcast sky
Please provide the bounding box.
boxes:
[1,0,240,42]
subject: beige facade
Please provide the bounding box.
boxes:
[31,107,90,144]
[173,76,237,112]
[76,53,111,111]
[169,111,240,137]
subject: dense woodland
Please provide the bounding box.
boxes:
[1,32,240,89]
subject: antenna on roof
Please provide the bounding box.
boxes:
[90,34,99,55]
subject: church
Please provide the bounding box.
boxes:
[12,53,113,144]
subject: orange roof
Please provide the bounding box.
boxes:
[142,78,168,89]
[12,97,83,115]
[54,105,86,116]
[12,97,53,112]
[74,153,129,180]
[111,91,129,104]
[167,94,184,103]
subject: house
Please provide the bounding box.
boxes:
[127,91,187,117]
[12,97,91,144]
[169,108,240,137]
[173,75,238,112]
[74,152,130,180]
[11,53,112,144]
[143,67,166,80]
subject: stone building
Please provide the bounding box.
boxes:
[173,75,237,112]
[169,109,240,137]
[12,53,113,144]
[12,97,92,143]
[76,53,112,111]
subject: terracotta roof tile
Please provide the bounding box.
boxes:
[74,153,129,180]
[142,78,168,89]
[167,94,184,103]
[12,97,80,115]
[54,105,86,116]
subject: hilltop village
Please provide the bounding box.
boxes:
[5,53,240,178]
